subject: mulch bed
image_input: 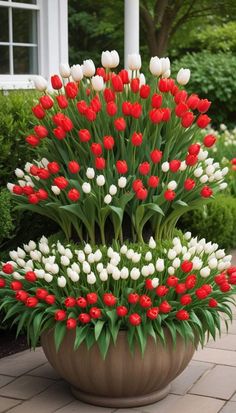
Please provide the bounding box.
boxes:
[0,329,29,359]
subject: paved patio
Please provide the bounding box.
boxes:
[0,251,236,413]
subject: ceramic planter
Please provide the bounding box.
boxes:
[41,328,196,408]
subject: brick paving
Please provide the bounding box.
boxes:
[0,252,235,413]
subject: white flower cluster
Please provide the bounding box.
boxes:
[3,233,231,289]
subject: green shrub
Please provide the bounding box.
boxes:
[0,91,39,187]
[172,52,236,126]
[0,189,15,245]
[178,195,236,250]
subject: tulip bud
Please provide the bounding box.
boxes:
[91,75,104,91]
[149,57,162,76]
[71,64,83,81]
[82,59,96,77]
[156,258,165,272]
[139,73,146,86]
[101,51,113,68]
[127,54,141,70]
[51,185,61,195]
[118,177,127,188]
[33,76,48,91]
[177,68,191,85]
[110,50,119,68]
[82,182,91,194]
[104,194,112,204]
[59,63,71,78]
[57,276,66,287]
[160,57,170,74]
[96,175,105,186]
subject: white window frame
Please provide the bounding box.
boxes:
[0,0,68,90]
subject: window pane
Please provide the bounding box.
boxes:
[13,46,38,74]
[13,9,37,44]
[14,1,37,4]
[0,7,9,42]
[0,46,10,74]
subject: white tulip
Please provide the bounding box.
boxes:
[39,243,50,255]
[184,231,192,241]
[208,258,218,269]
[126,249,134,260]
[148,263,155,275]
[205,158,214,165]
[110,50,120,67]
[59,62,71,78]
[84,244,92,254]
[214,171,222,181]
[7,183,14,193]
[149,237,156,249]
[107,263,114,274]
[141,265,150,277]
[17,247,26,259]
[16,258,25,267]
[71,262,80,273]
[15,168,24,178]
[86,168,95,179]
[172,257,181,268]
[25,260,33,269]
[198,150,208,161]
[104,194,112,204]
[30,250,41,261]
[194,167,203,178]
[168,249,177,260]
[200,267,210,278]
[60,256,70,266]
[177,68,191,85]
[87,272,96,284]
[51,185,61,195]
[176,160,185,171]
[82,59,96,77]
[130,267,140,280]
[64,248,73,259]
[120,267,129,279]
[70,271,80,282]
[96,175,105,186]
[58,276,67,288]
[91,75,104,91]
[96,263,103,272]
[173,244,182,255]
[71,64,83,81]
[109,185,117,196]
[82,261,91,274]
[160,57,170,74]
[222,167,229,176]
[156,258,164,272]
[33,75,48,91]
[219,183,228,190]
[162,69,171,78]
[82,182,91,194]
[112,268,121,280]
[215,249,225,259]
[139,73,146,86]
[24,162,33,173]
[100,269,108,281]
[200,175,208,183]
[35,269,45,279]
[152,277,159,288]
[145,251,152,261]
[18,180,26,187]
[192,257,203,270]
[44,273,53,283]
[94,249,102,261]
[77,251,85,262]
[118,177,127,188]
[168,266,175,275]
[149,57,162,76]
[132,253,141,263]
[162,161,169,172]
[127,53,141,70]
[183,252,191,261]
[205,165,215,176]
[101,51,113,68]
[167,181,177,190]
[120,245,128,254]
[13,272,24,280]
[88,253,95,264]
[57,242,65,255]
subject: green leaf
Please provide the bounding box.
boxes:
[97,328,111,359]
[136,325,147,356]
[74,325,89,350]
[95,320,105,341]
[54,322,66,352]
[85,329,96,350]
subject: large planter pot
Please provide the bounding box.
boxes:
[41,329,196,408]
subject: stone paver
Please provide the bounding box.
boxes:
[206,334,236,351]
[0,375,53,400]
[55,400,116,413]
[27,362,61,380]
[0,374,14,388]
[193,347,236,366]
[171,360,214,395]
[0,396,21,412]
[0,348,46,377]
[219,401,236,413]
[189,365,236,400]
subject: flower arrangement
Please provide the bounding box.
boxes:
[0,51,235,359]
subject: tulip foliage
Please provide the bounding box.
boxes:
[8,53,228,244]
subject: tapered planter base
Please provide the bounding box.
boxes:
[71,384,171,408]
[41,329,196,408]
